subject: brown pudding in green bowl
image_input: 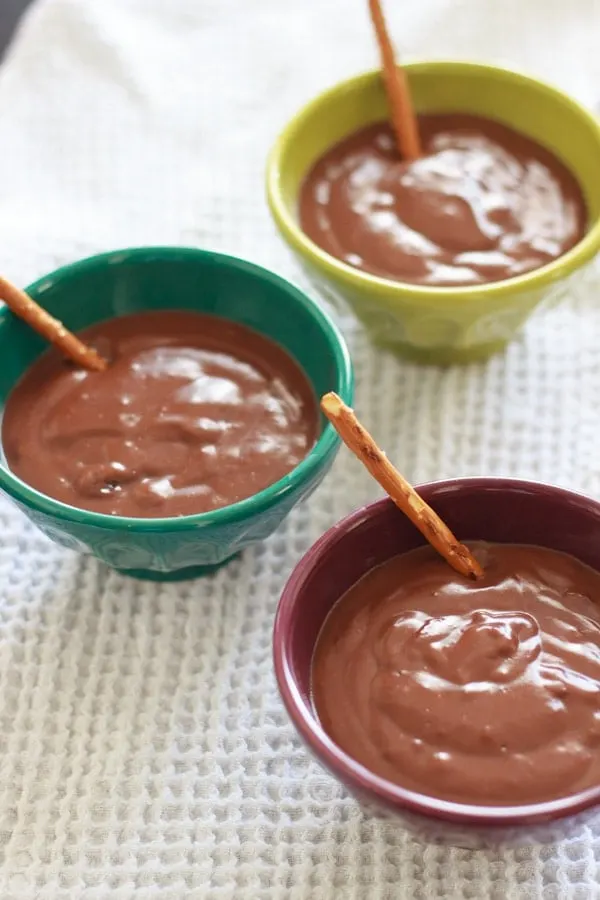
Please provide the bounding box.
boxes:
[0,247,353,580]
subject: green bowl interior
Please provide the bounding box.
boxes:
[277,63,600,226]
[0,247,346,408]
[0,247,352,525]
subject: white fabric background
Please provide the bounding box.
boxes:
[1,0,600,896]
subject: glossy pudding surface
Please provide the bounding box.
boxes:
[312,542,600,805]
[2,311,319,518]
[300,115,587,286]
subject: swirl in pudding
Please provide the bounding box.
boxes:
[2,311,318,518]
[312,543,600,805]
[299,115,587,287]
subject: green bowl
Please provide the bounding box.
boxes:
[266,61,600,365]
[0,247,353,580]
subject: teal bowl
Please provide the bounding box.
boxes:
[0,247,354,580]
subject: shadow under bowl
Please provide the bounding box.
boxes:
[274,478,600,845]
[0,246,354,580]
[266,62,600,365]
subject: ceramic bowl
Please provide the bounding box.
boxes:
[0,247,353,580]
[273,478,600,845]
[266,62,600,364]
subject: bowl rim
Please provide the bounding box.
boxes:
[273,476,600,827]
[0,245,354,531]
[266,60,600,303]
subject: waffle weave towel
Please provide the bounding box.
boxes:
[1,0,600,896]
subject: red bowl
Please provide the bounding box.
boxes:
[273,478,600,845]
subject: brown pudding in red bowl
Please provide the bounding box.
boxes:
[273,478,600,845]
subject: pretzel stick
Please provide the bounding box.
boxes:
[321,392,483,580]
[368,0,421,160]
[0,276,107,372]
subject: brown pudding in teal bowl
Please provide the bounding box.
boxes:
[0,247,353,580]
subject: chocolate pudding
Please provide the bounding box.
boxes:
[299,115,587,286]
[2,311,319,518]
[312,543,600,806]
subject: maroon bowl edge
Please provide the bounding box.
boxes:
[273,476,600,828]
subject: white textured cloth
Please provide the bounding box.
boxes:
[1,0,600,896]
